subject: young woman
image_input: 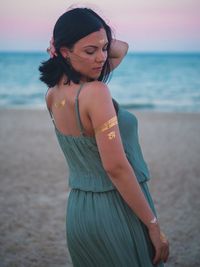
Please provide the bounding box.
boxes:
[39,7,169,267]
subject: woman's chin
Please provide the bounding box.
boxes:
[86,76,97,82]
[81,73,100,82]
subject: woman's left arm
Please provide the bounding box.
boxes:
[108,39,129,71]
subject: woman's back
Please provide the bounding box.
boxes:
[46,80,96,137]
[46,82,120,192]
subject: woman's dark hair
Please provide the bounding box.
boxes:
[39,7,113,87]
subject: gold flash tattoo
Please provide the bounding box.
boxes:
[108,131,116,140]
[54,99,66,108]
[94,116,118,135]
[99,39,106,44]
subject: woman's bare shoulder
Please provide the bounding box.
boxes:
[84,81,111,100]
[83,81,113,115]
[45,87,55,109]
[85,81,109,90]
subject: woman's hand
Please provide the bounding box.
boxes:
[148,224,170,265]
[160,231,170,263]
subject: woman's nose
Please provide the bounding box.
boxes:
[96,50,107,62]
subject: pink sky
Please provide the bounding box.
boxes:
[0,0,200,52]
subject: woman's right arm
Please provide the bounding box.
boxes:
[86,81,169,264]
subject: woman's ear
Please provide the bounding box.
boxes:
[59,47,69,58]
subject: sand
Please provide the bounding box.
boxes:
[0,108,200,267]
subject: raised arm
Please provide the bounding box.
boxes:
[108,39,129,71]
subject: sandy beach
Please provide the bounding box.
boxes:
[0,108,200,267]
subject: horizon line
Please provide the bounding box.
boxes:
[0,50,200,54]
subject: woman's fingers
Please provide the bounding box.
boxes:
[160,235,170,263]
[153,245,162,265]
[148,226,170,265]
[160,231,170,262]
[150,228,170,265]
[148,224,162,265]
[153,243,169,265]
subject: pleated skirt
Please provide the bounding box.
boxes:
[66,182,164,267]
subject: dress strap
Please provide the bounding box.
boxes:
[75,83,86,136]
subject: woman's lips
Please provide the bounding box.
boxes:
[93,67,103,72]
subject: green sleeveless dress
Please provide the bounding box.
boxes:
[47,83,164,267]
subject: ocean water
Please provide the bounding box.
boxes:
[0,51,200,112]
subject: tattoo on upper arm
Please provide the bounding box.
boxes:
[107,131,116,140]
[94,116,118,140]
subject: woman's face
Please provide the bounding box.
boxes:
[67,28,109,81]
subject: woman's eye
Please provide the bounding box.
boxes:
[86,51,95,55]
[85,47,108,55]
